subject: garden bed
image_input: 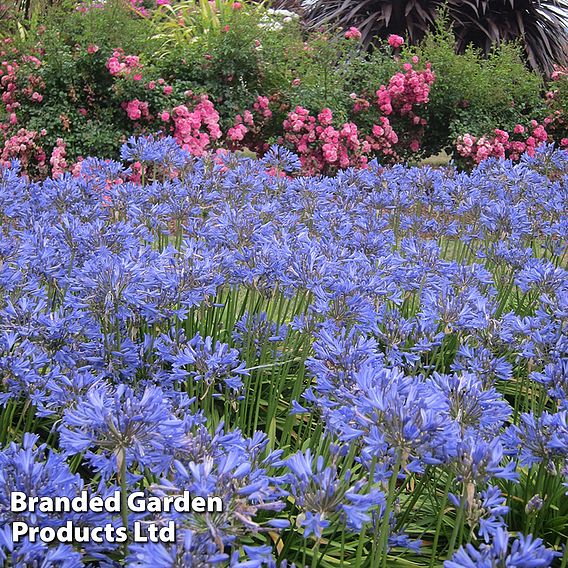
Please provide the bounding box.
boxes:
[0,139,566,566]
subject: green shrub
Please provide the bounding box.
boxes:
[1,0,560,171]
[31,0,157,55]
[148,2,305,125]
[410,18,546,155]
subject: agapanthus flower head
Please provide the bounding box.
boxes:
[121,135,192,172]
[285,449,384,538]
[0,434,112,565]
[260,145,301,173]
[59,384,186,478]
[166,333,249,397]
[131,427,288,562]
[0,433,83,526]
[430,372,512,435]
[445,528,559,568]
[531,359,568,410]
[502,410,568,468]
[453,434,518,485]
[328,364,460,469]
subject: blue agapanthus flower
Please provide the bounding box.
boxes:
[0,434,113,566]
[285,449,384,537]
[59,384,185,478]
[502,410,568,468]
[121,135,192,169]
[445,528,559,568]
[260,145,302,173]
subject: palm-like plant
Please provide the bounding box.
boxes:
[305,0,568,74]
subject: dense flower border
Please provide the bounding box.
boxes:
[2,4,568,176]
[0,139,566,566]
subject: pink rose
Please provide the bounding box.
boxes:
[318,108,333,126]
[344,27,362,40]
[463,134,474,148]
[126,100,142,120]
[388,34,404,49]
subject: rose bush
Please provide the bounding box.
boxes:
[1,0,567,176]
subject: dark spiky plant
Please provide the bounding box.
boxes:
[306,0,568,74]
[270,0,306,14]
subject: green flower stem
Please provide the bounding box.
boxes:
[377,453,402,568]
[429,473,453,567]
[447,485,467,559]
[119,449,129,547]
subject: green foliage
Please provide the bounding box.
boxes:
[409,19,546,155]
[147,2,305,126]
[150,0,258,49]
[306,0,568,74]
[22,0,156,54]
[1,0,558,167]
[147,1,396,124]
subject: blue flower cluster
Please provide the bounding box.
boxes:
[0,139,566,566]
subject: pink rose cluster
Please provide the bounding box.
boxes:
[0,61,20,128]
[106,50,143,79]
[277,60,437,174]
[1,127,46,174]
[282,106,399,174]
[456,121,549,165]
[388,35,404,49]
[49,138,68,177]
[120,92,223,157]
[376,62,434,123]
[551,65,568,81]
[1,50,45,130]
[345,27,362,40]
[366,117,399,157]
[545,109,568,150]
[165,97,222,156]
[123,99,150,121]
[227,96,273,151]
[540,66,568,149]
[227,112,254,142]
[347,59,433,157]
[282,106,358,173]
[253,95,272,120]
